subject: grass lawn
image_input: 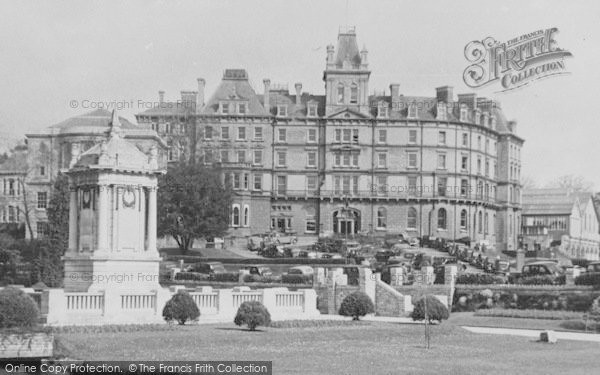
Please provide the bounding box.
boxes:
[55,319,600,374]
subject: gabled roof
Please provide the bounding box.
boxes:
[522,189,592,216]
[327,107,372,119]
[201,70,268,116]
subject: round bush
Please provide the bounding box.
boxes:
[234,300,271,331]
[162,290,200,325]
[411,295,449,323]
[339,291,374,321]
[0,287,40,329]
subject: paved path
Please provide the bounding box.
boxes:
[462,326,600,343]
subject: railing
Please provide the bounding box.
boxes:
[121,294,156,310]
[66,293,104,312]
[189,292,219,314]
[275,291,304,312]
[232,292,263,309]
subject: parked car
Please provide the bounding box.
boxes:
[585,261,600,274]
[321,253,343,260]
[259,244,285,258]
[375,249,396,263]
[287,266,314,276]
[247,234,266,251]
[268,231,298,245]
[244,265,273,276]
[520,261,565,284]
[185,261,227,274]
[408,237,420,247]
[391,242,412,254]
[383,233,408,248]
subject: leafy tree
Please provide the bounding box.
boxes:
[234,300,271,331]
[162,290,200,325]
[157,162,232,251]
[46,173,70,251]
[339,291,375,321]
[0,287,40,329]
[411,295,449,323]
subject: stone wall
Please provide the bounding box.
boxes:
[375,280,411,316]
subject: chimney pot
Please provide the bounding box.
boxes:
[196,78,206,113]
[294,83,302,105]
[263,79,271,113]
[158,91,165,104]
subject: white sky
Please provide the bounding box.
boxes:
[0,0,599,188]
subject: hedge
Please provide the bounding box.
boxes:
[174,272,239,282]
[508,275,566,286]
[456,274,506,285]
[166,255,352,265]
[452,287,600,312]
[575,273,600,287]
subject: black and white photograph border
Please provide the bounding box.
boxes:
[1,0,599,374]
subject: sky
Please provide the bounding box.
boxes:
[0,0,599,189]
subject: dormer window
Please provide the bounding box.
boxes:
[378,103,389,118]
[459,104,468,122]
[474,110,481,125]
[436,102,447,121]
[408,102,417,119]
[350,84,358,104]
[238,103,247,115]
[308,104,318,117]
[277,105,287,117]
[337,84,345,104]
[482,112,489,126]
[220,102,230,114]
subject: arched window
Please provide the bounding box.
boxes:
[243,205,250,227]
[460,209,467,230]
[437,208,447,230]
[350,84,358,104]
[337,84,345,104]
[478,211,483,233]
[407,207,417,229]
[232,205,240,227]
[485,212,489,234]
[377,207,387,229]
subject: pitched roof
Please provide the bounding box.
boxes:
[522,188,590,216]
[49,109,138,132]
[335,32,362,68]
[201,70,268,116]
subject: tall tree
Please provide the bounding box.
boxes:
[546,174,594,193]
[157,162,232,251]
[46,173,70,250]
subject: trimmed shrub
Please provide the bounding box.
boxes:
[281,274,312,284]
[509,275,565,286]
[174,272,210,281]
[338,291,375,321]
[0,287,40,329]
[411,295,449,323]
[208,273,240,282]
[234,301,271,331]
[456,274,506,285]
[242,275,281,283]
[575,273,600,286]
[162,290,200,325]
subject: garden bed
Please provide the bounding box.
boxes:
[474,308,584,320]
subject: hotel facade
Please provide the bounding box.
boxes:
[135,28,524,251]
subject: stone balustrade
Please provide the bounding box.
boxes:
[43,286,318,326]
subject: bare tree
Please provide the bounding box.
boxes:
[546,174,594,193]
[520,175,537,190]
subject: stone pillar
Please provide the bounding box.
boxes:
[147,187,157,253]
[389,266,404,287]
[444,265,458,288]
[359,267,376,303]
[516,248,525,272]
[238,269,250,283]
[96,185,109,253]
[565,268,575,286]
[68,188,78,252]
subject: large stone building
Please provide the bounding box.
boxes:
[521,189,600,260]
[136,27,524,251]
[0,109,166,239]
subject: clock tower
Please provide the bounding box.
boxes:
[63,110,165,292]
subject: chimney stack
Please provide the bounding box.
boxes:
[457,93,477,109]
[181,91,197,110]
[294,83,302,105]
[196,78,205,113]
[389,83,400,104]
[436,86,453,103]
[158,90,165,104]
[326,45,335,67]
[360,45,368,68]
[263,79,271,112]
[508,120,517,133]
